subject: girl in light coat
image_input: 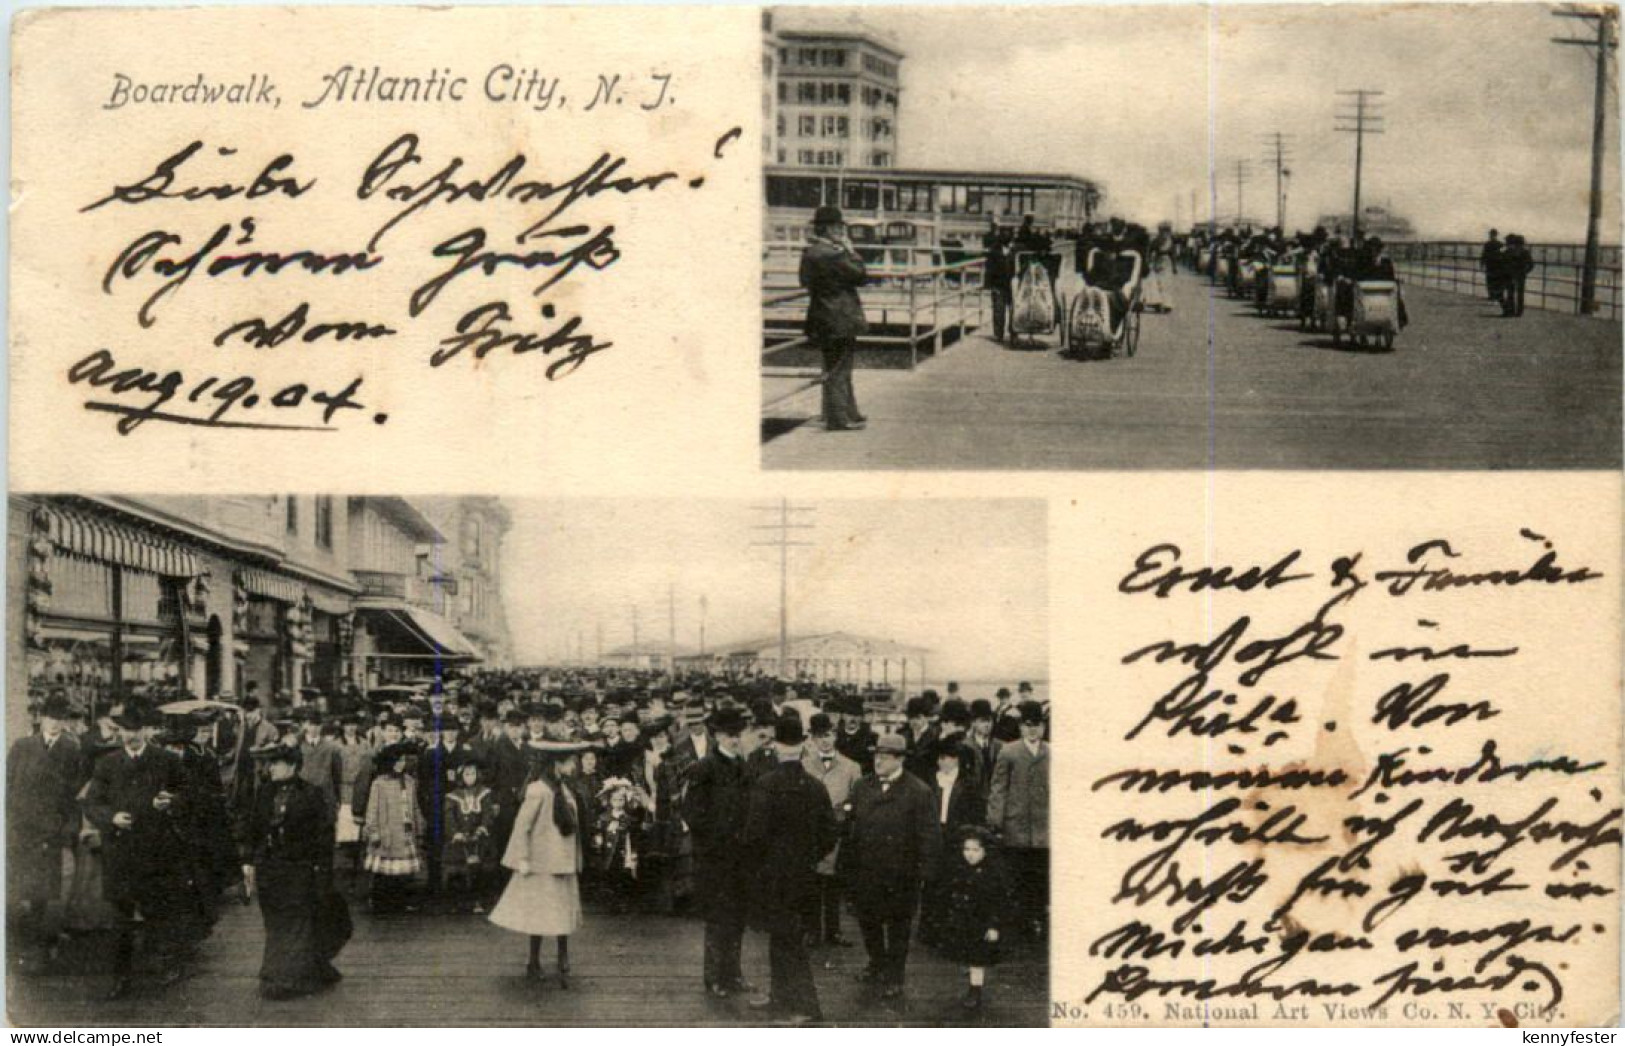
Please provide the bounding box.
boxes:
[489,741,587,988]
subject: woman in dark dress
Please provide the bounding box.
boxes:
[245,744,351,1000]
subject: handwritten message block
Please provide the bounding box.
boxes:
[1069,513,1620,1027]
[12,7,759,491]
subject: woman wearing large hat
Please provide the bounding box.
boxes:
[244,743,351,1000]
[489,739,591,989]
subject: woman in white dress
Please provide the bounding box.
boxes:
[489,740,588,988]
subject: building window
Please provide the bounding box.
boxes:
[872,151,893,168]
[821,48,847,67]
[27,553,184,717]
[821,115,848,138]
[797,82,818,104]
[778,82,789,104]
[285,495,298,536]
[798,149,816,165]
[799,114,816,136]
[315,496,334,549]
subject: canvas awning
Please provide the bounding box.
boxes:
[356,604,480,661]
[41,504,202,578]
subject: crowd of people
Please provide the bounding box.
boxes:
[1185,223,1412,330]
[8,668,1050,1024]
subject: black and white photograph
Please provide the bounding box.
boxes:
[760,4,1623,470]
[5,494,1049,1027]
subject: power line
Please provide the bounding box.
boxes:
[1335,89,1386,239]
[1260,132,1295,231]
[750,500,817,677]
[1553,6,1618,314]
[1231,160,1253,226]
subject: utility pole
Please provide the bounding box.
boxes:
[1261,132,1294,230]
[1554,6,1617,314]
[1336,89,1386,239]
[698,595,709,659]
[1233,160,1252,226]
[751,499,816,678]
[667,583,677,676]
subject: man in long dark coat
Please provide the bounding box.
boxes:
[1481,229,1504,306]
[800,205,869,432]
[842,733,941,1001]
[7,693,85,967]
[245,744,350,1000]
[743,715,836,1024]
[681,706,753,998]
[80,703,194,1000]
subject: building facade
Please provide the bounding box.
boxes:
[770,24,903,170]
[8,494,510,738]
[763,16,1101,247]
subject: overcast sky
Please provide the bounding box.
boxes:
[501,499,1047,680]
[785,4,1620,242]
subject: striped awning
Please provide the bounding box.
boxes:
[42,505,202,578]
[237,568,307,605]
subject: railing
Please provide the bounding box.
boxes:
[1388,241,1622,320]
[762,245,988,413]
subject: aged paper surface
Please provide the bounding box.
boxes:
[8,2,1623,1029]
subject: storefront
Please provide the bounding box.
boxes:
[352,603,480,689]
[22,501,201,721]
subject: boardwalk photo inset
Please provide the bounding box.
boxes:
[760,5,1623,471]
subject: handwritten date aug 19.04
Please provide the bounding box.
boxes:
[66,347,378,435]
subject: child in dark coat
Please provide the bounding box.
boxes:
[939,826,1010,1013]
[443,758,500,913]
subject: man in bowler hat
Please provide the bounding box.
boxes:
[800,205,869,432]
[744,714,836,1024]
[682,705,755,999]
[80,703,193,999]
[842,733,941,1000]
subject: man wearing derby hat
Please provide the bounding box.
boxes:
[7,692,84,969]
[800,712,860,947]
[681,705,754,999]
[80,702,193,999]
[843,733,940,1001]
[834,693,876,775]
[294,707,344,814]
[743,714,836,1024]
[244,743,350,1000]
[987,700,1049,943]
[800,204,869,432]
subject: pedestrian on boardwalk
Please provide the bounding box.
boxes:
[244,743,351,1001]
[1481,228,1505,306]
[983,220,1015,342]
[986,702,1049,943]
[443,755,500,913]
[489,740,589,989]
[7,693,85,971]
[333,715,372,896]
[843,733,941,1002]
[937,826,1010,1016]
[80,702,194,1000]
[1502,234,1535,317]
[799,713,860,947]
[362,742,423,915]
[682,705,754,999]
[800,205,869,432]
[743,714,837,1024]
